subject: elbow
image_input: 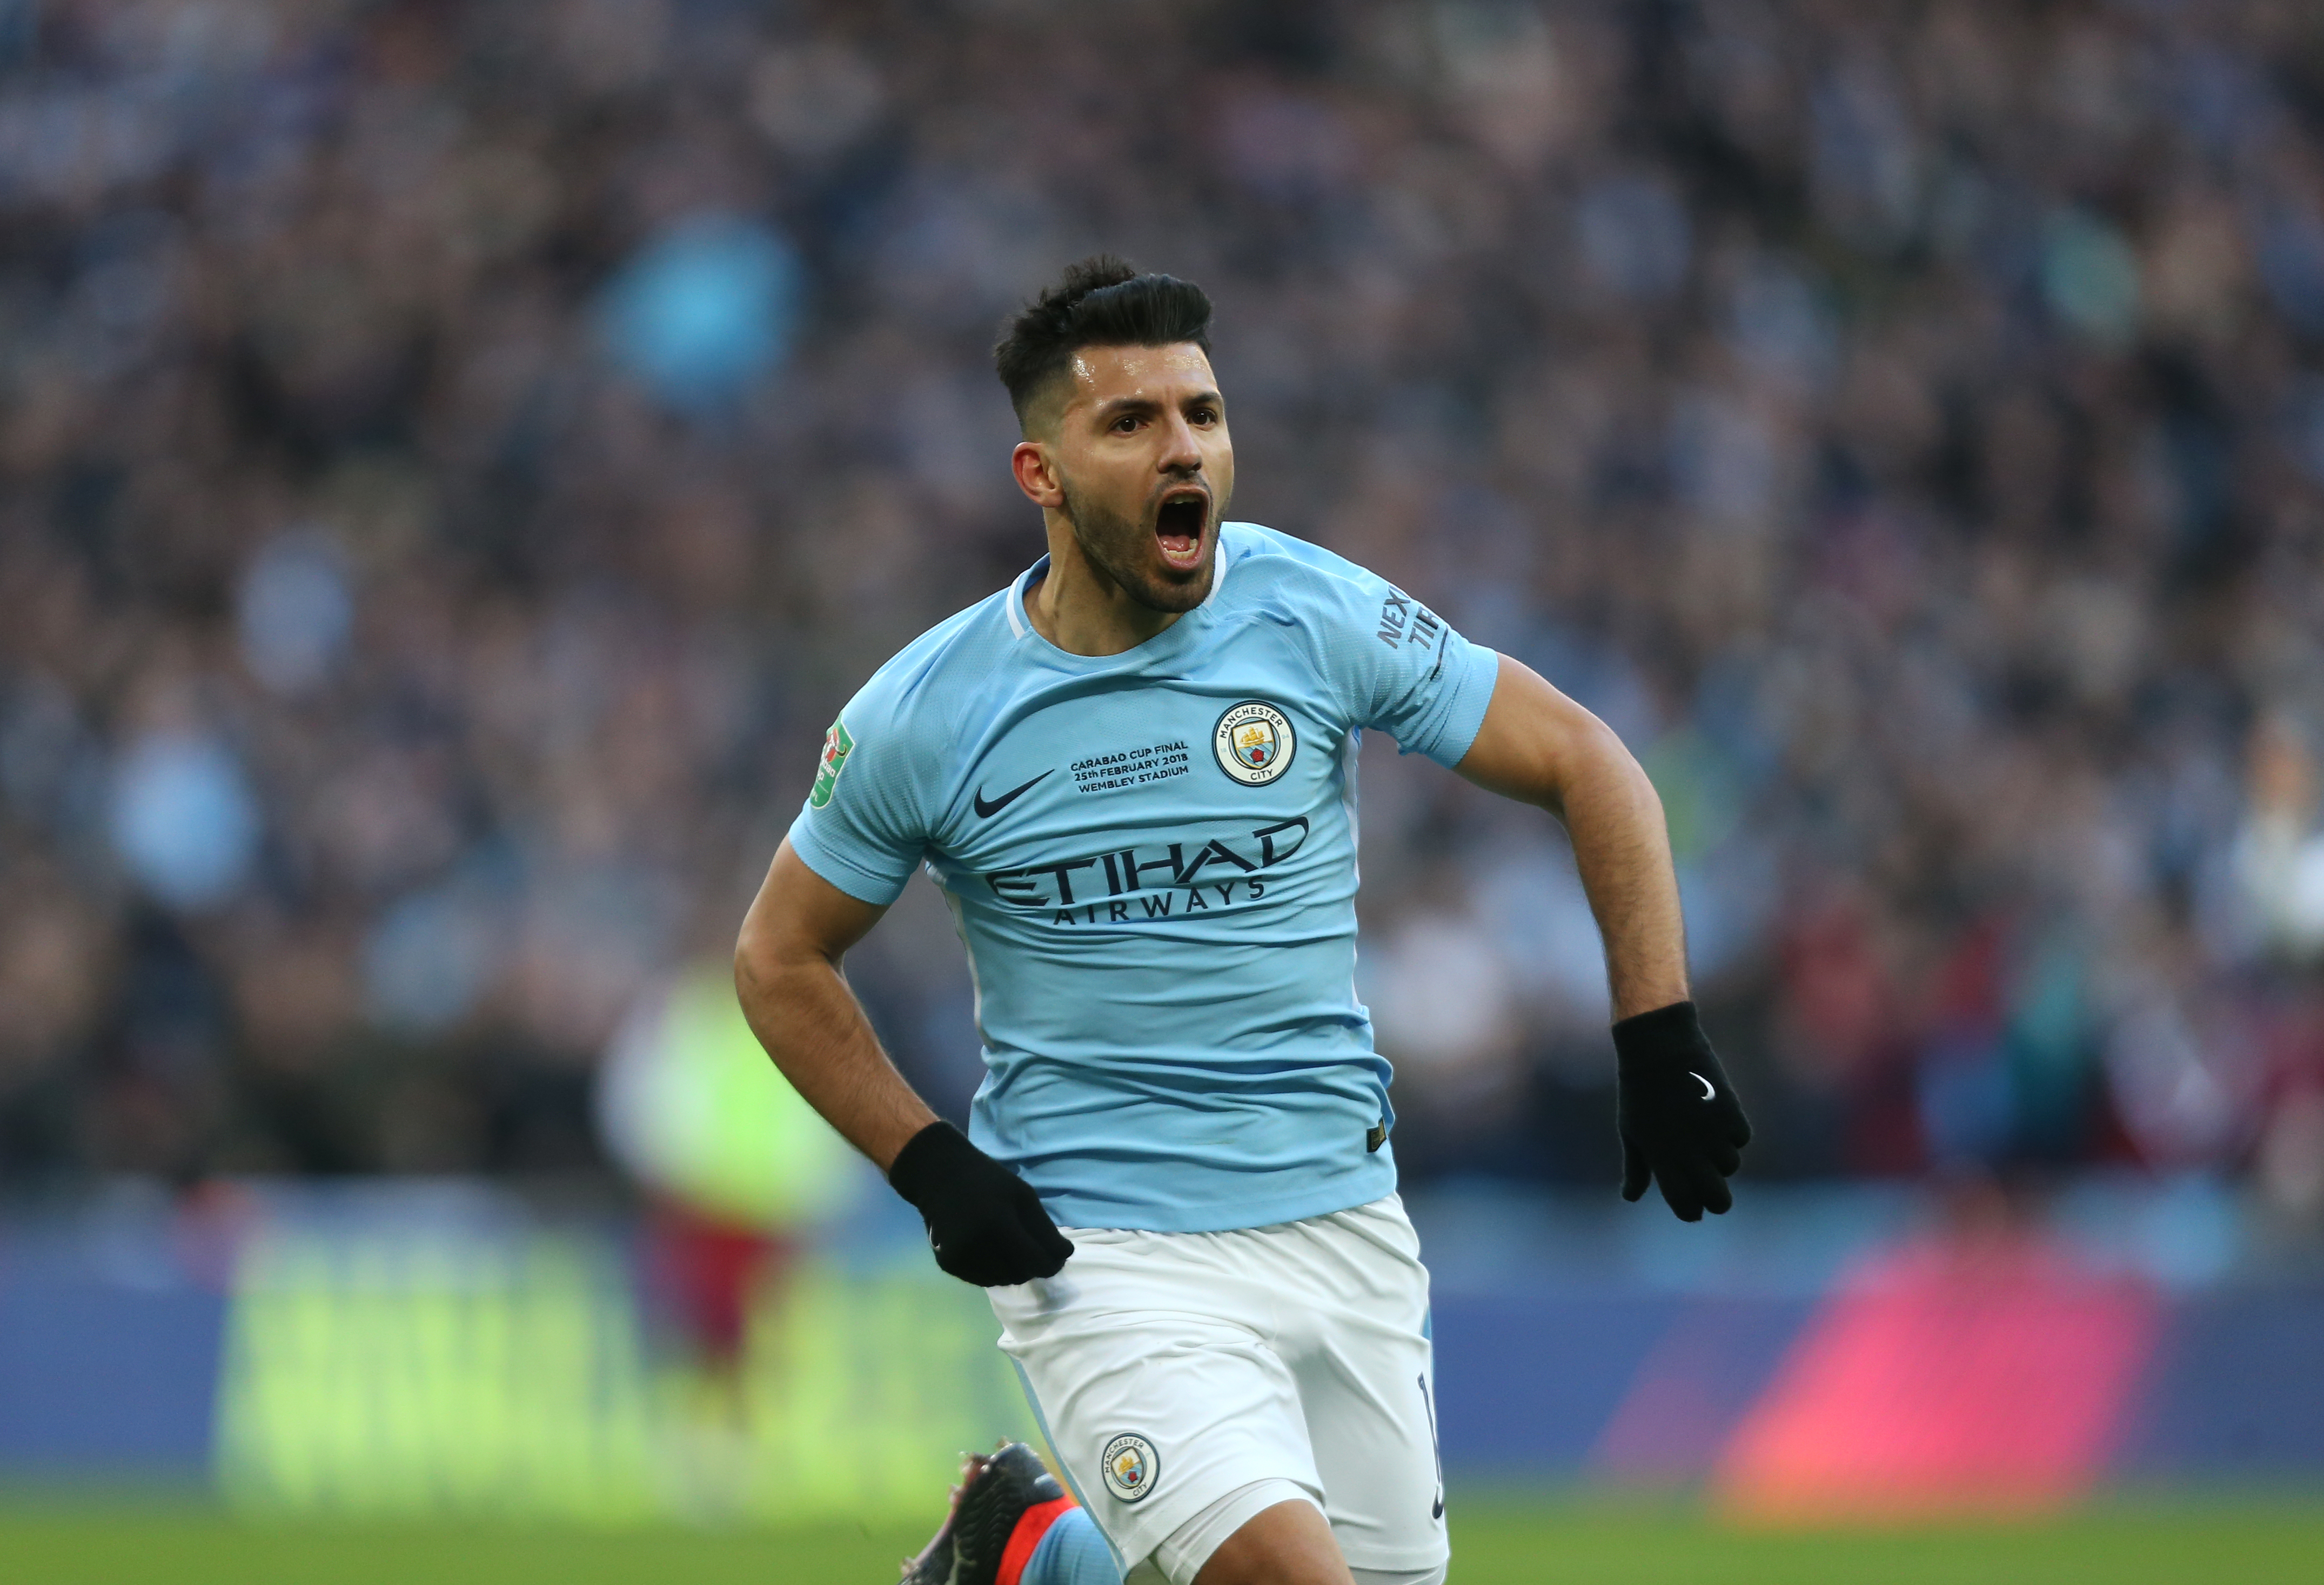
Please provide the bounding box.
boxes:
[732,931,758,1009]
[1612,728,1665,821]
[733,914,775,1009]
[1623,731,1664,810]
[1548,712,1654,818]
[733,912,837,1013]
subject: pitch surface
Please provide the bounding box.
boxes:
[2,1494,2319,1582]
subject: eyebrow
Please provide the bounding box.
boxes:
[1090,389,1225,422]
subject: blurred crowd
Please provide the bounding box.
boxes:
[4,0,2324,1210]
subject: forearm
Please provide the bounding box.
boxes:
[1554,724,1690,1020]
[733,842,1068,1283]
[1457,654,1689,1021]
[1459,656,1745,1215]
[733,895,936,1172]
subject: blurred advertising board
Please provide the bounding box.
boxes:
[1,1179,2319,1519]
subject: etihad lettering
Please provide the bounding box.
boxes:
[1253,818,1307,866]
[1018,856,1099,905]
[1179,838,1256,885]
[987,818,1309,910]
[1042,875,1271,927]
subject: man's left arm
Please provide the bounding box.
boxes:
[1454,653,1752,1219]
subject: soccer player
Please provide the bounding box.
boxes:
[733,258,1750,1585]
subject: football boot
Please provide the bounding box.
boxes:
[900,1441,1079,1585]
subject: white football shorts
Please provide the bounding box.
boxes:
[988,1194,1449,1583]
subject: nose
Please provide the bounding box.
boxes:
[1158,410,1202,475]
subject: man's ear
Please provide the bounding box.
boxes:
[1012,440,1065,509]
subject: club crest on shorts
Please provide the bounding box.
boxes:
[1100,1432,1160,1503]
[1213,700,1296,786]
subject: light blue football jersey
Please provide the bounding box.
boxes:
[786,522,1501,1233]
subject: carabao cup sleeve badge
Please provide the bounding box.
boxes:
[1212,700,1295,786]
[808,719,854,808]
[1101,1432,1160,1503]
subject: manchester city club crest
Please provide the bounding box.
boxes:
[1100,1432,1160,1503]
[1212,700,1296,786]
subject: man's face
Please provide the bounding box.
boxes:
[1020,343,1234,612]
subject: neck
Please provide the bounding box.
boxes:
[1023,510,1188,657]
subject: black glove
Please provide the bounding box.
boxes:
[1614,1001,1751,1222]
[887,1121,1074,1286]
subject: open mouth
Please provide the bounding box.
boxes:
[1155,491,1208,570]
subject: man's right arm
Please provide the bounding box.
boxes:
[733,840,1073,1285]
[733,838,936,1171]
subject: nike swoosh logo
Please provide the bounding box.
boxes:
[1432,1494,1444,1520]
[973,770,1052,818]
[1690,1071,1716,1101]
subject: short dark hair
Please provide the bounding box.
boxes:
[993,255,1213,427]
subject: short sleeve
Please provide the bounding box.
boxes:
[1301,564,1500,767]
[784,687,933,907]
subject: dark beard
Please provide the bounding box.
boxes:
[1058,479,1213,613]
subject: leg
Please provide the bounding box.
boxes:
[1271,1199,1449,1581]
[990,1227,1328,1580]
[1191,1497,1353,1585]
[1021,1504,1126,1585]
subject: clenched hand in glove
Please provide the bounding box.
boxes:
[1613,1000,1751,1222]
[888,1120,1074,1286]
